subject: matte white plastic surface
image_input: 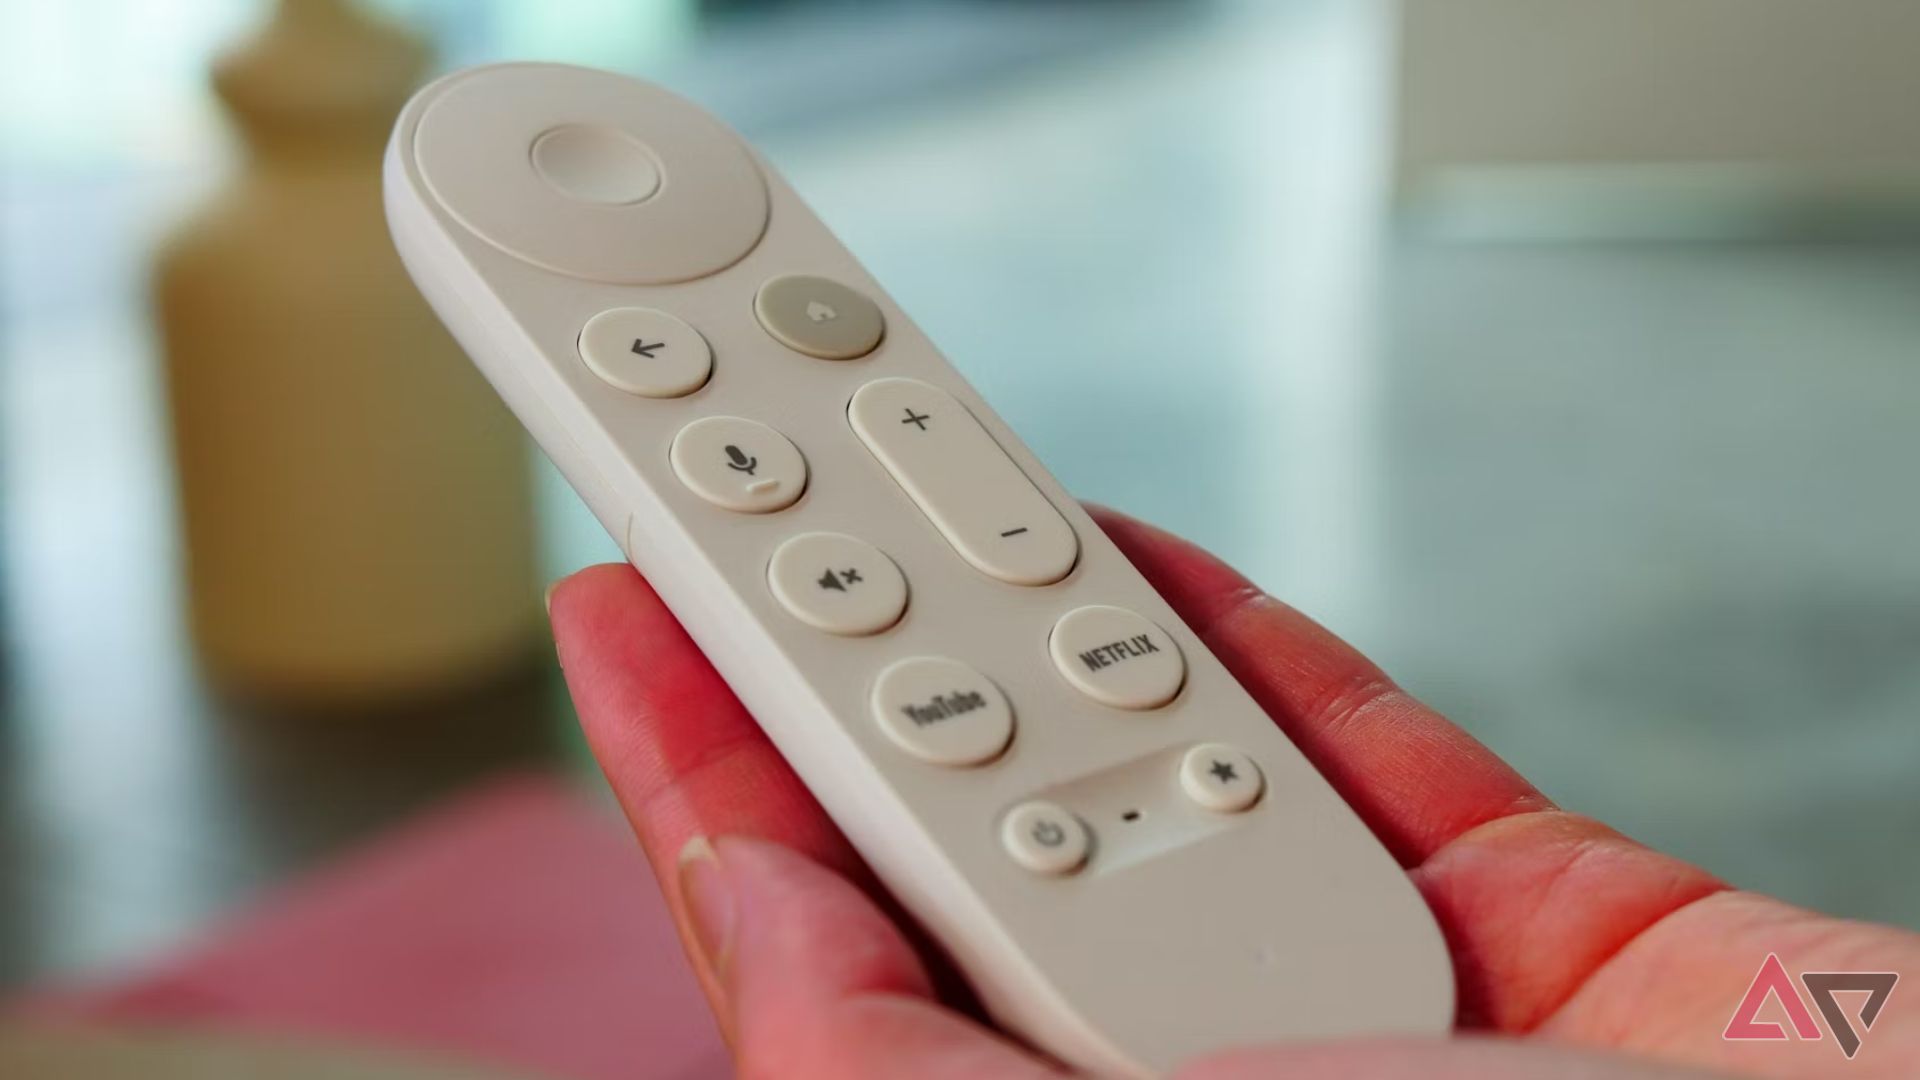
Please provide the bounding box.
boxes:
[385,63,1454,1077]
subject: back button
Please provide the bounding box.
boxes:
[579,308,711,398]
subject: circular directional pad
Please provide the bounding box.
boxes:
[412,64,769,285]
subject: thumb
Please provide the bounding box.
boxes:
[679,836,1058,1079]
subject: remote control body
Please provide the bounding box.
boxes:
[385,64,1451,1076]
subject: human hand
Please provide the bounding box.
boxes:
[548,506,1918,1078]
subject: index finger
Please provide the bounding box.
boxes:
[1086,505,1553,864]
[549,563,863,896]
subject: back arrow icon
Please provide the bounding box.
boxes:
[631,339,664,358]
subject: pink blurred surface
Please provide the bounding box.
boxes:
[15,773,728,1080]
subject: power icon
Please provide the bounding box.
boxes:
[1003,801,1088,876]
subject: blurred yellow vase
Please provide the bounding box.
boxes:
[155,0,541,703]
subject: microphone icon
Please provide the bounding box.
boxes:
[724,444,758,476]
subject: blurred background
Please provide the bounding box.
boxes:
[3,0,1918,1075]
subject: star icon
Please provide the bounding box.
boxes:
[1209,760,1239,784]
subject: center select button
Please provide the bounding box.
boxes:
[848,378,1078,586]
[871,657,1014,766]
[531,124,663,206]
[1048,605,1186,709]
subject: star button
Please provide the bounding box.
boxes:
[1180,744,1263,812]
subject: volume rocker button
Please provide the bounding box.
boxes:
[848,378,1077,586]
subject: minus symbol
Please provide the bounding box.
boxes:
[999,527,1029,537]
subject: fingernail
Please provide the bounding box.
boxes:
[678,836,734,974]
[544,579,560,619]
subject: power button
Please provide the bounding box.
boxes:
[1001,800,1090,876]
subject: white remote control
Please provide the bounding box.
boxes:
[385,63,1451,1076]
